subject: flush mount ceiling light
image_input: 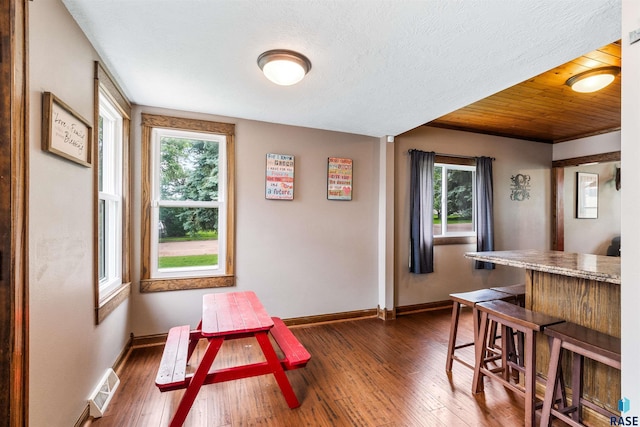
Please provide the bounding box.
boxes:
[257,49,311,86]
[566,66,620,93]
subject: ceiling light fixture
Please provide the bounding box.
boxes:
[566,66,620,93]
[257,49,311,86]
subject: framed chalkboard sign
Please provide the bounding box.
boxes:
[42,92,92,167]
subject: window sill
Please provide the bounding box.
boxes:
[140,275,235,293]
[96,282,131,324]
[434,236,476,245]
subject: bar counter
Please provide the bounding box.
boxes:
[465,249,620,424]
[465,249,620,284]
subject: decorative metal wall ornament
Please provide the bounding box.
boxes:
[510,173,531,201]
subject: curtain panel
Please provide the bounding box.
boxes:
[475,156,495,269]
[409,150,435,274]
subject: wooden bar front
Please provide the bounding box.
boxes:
[465,250,621,426]
[526,269,620,418]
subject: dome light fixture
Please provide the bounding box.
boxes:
[257,49,311,86]
[566,66,620,93]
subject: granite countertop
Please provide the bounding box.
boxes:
[464,249,621,284]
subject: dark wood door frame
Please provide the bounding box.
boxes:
[0,0,29,425]
[551,151,621,251]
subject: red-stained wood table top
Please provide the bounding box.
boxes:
[202,291,274,336]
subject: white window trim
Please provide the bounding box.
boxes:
[150,127,227,279]
[435,162,476,238]
[98,92,123,298]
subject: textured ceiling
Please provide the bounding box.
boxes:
[61,0,621,138]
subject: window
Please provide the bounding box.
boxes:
[151,129,226,278]
[433,163,476,237]
[98,93,123,294]
[141,114,235,292]
[94,62,132,323]
[430,156,477,246]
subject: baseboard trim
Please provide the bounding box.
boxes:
[284,308,378,327]
[396,300,452,315]
[377,305,396,320]
[74,405,91,427]
[131,333,169,348]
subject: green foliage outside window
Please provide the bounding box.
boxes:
[159,138,219,238]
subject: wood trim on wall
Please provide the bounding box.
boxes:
[139,113,236,291]
[551,167,564,251]
[140,275,234,292]
[551,151,620,251]
[0,0,29,424]
[551,151,620,169]
[94,61,133,323]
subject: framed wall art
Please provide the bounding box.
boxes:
[327,157,353,200]
[576,172,598,219]
[265,153,294,200]
[42,92,92,167]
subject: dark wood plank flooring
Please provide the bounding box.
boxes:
[91,308,566,426]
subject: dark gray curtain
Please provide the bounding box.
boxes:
[409,150,435,274]
[475,156,495,269]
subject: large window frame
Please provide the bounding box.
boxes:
[98,93,123,294]
[140,114,235,292]
[94,62,132,324]
[433,156,476,245]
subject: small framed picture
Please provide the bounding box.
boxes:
[576,172,598,219]
[265,153,294,200]
[42,92,92,167]
[327,157,353,200]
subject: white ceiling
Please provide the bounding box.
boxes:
[61,0,620,138]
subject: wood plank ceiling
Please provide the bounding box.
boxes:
[426,41,621,143]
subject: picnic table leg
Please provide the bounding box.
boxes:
[169,337,223,427]
[255,332,301,408]
[187,321,203,361]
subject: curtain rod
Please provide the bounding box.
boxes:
[407,149,495,161]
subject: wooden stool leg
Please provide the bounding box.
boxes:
[508,327,522,381]
[524,330,536,427]
[501,324,510,380]
[516,330,525,366]
[572,352,584,423]
[472,311,490,394]
[446,301,461,372]
[540,337,563,427]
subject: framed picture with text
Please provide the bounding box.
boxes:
[327,157,353,200]
[42,92,92,167]
[265,153,294,200]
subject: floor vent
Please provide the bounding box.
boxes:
[88,368,120,418]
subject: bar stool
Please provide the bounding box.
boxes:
[472,300,565,427]
[490,283,525,307]
[446,288,514,372]
[540,322,621,427]
[490,284,526,368]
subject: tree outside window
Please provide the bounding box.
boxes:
[151,130,226,277]
[433,164,475,236]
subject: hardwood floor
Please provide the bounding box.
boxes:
[91,308,558,426]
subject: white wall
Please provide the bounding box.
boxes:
[129,106,381,336]
[552,131,621,161]
[563,162,621,255]
[621,0,640,408]
[394,127,552,305]
[28,1,132,426]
